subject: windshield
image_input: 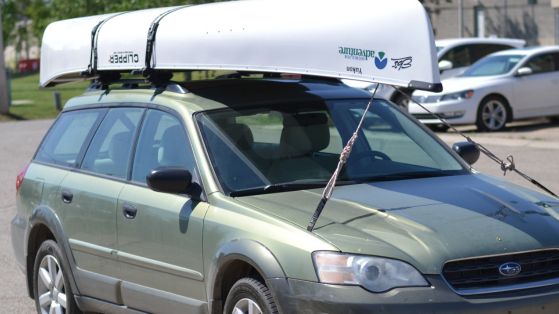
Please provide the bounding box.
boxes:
[462,54,524,77]
[197,99,466,195]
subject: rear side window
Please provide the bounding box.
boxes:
[35,109,104,167]
[523,53,558,74]
[81,108,144,179]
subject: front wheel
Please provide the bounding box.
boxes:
[476,96,509,132]
[224,278,278,314]
[33,240,81,314]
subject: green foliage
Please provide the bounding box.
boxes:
[8,73,88,120]
[2,0,225,46]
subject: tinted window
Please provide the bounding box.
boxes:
[131,110,195,183]
[35,109,103,167]
[524,53,558,74]
[197,100,465,194]
[440,45,470,68]
[470,44,514,63]
[81,108,144,178]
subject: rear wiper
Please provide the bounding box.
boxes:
[357,171,455,182]
[230,181,331,197]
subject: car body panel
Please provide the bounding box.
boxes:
[237,173,559,275]
[61,172,122,279]
[116,183,208,301]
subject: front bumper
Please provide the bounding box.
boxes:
[268,275,559,314]
[408,98,478,126]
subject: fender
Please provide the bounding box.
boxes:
[25,206,80,298]
[206,239,286,314]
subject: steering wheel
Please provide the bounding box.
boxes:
[343,150,391,177]
[348,150,391,163]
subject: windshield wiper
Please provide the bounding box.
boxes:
[230,181,331,197]
[356,170,456,182]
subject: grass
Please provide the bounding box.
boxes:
[3,73,89,120]
[1,70,244,121]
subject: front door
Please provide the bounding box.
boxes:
[116,109,208,313]
[513,52,559,118]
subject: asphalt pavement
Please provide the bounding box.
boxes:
[1,118,559,313]
[1,119,52,313]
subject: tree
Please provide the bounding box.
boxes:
[2,0,226,48]
[27,0,225,43]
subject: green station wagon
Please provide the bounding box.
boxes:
[11,77,559,314]
[11,1,559,313]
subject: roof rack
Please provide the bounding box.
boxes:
[40,0,442,92]
[87,70,187,94]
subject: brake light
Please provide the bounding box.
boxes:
[16,163,29,192]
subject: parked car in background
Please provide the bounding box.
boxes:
[380,37,525,107]
[410,46,559,131]
[436,38,526,79]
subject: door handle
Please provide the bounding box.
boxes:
[61,190,73,204]
[122,203,138,219]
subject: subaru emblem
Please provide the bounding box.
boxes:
[498,262,522,277]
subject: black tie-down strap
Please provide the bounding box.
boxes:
[143,6,189,75]
[394,88,557,198]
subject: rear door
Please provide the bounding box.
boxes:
[58,107,144,303]
[116,109,209,313]
[513,52,559,118]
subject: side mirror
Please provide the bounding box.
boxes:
[147,167,192,194]
[516,67,533,77]
[452,141,480,165]
[438,60,453,72]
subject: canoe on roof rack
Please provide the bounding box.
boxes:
[39,0,442,92]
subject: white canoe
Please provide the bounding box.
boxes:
[40,0,441,92]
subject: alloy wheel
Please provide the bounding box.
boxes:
[481,100,507,131]
[232,298,263,314]
[37,254,67,314]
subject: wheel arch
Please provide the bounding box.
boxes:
[207,239,286,314]
[478,93,513,122]
[25,206,80,299]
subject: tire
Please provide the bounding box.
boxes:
[476,96,509,132]
[223,278,278,314]
[33,240,81,314]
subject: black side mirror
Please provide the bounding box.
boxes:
[452,142,480,165]
[147,167,192,194]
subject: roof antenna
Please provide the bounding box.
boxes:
[307,84,379,232]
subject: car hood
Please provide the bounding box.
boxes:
[413,76,503,97]
[236,174,559,274]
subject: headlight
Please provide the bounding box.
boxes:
[440,90,474,101]
[312,251,429,293]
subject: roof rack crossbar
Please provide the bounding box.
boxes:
[143,6,188,75]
